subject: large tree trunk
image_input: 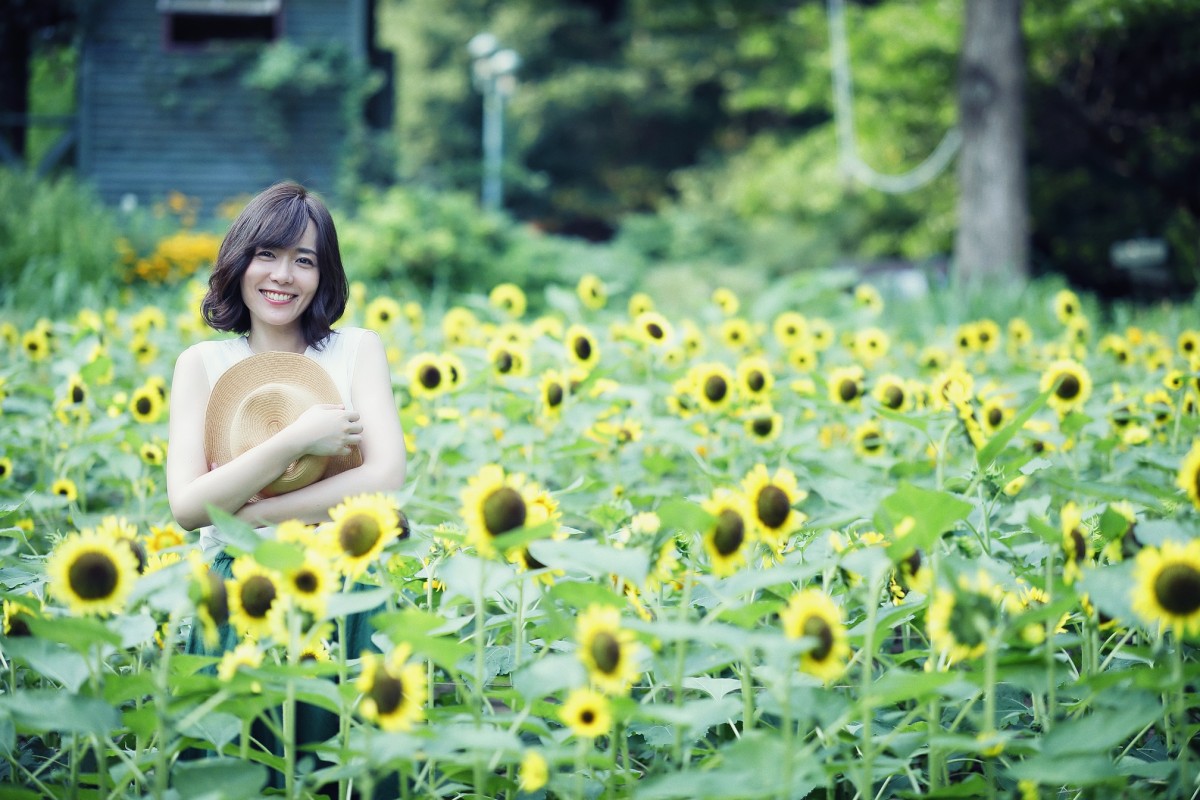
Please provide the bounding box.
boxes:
[954,0,1029,286]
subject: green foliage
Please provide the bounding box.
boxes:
[0,168,123,310]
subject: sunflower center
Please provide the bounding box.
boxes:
[746,371,765,393]
[240,575,277,618]
[861,432,882,452]
[71,385,85,404]
[986,407,1003,428]
[573,337,592,361]
[205,571,230,625]
[703,375,728,404]
[581,709,596,725]
[590,631,622,675]
[756,486,790,530]
[1056,374,1081,401]
[802,615,834,662]
[483,487,526,536]
[136,397,153,415]
[494,351,514,374]
[1154,563,1200,616]
[68,551,119,601]
[751,417,774,437]
[546,383,564,408]
[947,591,995,647]
[370,671,404,715]
[838,379,859,403]
[419,365,442,390]
[1067,529,1087,562]
[712,510,745,556]
[294,569,319,594]
[336,512,382,558]
[882,385,904,409]
[646,322,664,340]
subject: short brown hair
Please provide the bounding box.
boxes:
[202,181,348,349]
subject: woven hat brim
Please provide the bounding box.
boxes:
[204,351,364,494]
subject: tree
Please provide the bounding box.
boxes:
[953,0,1029,286]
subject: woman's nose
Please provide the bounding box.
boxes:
[270,260,294,283]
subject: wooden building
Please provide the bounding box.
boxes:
[77,0,392,213]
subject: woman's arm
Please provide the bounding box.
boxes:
[166,346,368,530]
[233,330,408,526]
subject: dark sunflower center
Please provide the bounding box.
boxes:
[482,487,526,536]
[546,383,564,408]
[71,385,85,404]
[986,407,1003,427]
[712,510,745,556]
[0,463,9,478]
[522,548,545,570]
[494,351,514,373]
[1067,529,1087,562]
[68,552,119,601]
[947,591,996,647]
[756,485,790,530]
[124,538,148,574]
[978,330,991,344]
[838,379,859,403]
[205,571,230,626]
[882,385,904,409]
[746,371,766,393]
[573,337,592,361]
[802,615,834,662]
[419,364,442,390]
[861,432,882,452]
[646,322,664,340]
[580,709,595,725]
[294,569,319,594]
[370,671,404,715]
[339,513,383,558]
[6,614,31,637]
[135,397,153,415]
[240,575,277,618]
[590,631,622,674]
[1154,563,1200,616]
[1056,374,1081,401]
[703,375,728,404]
[379,310,391,322]
[902,549,923,580]
[751,417,774,437]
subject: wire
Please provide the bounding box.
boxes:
[826,0,961,194]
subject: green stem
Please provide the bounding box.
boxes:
[154,614,177,799]
[983,636,999,800]
[740,653,755,733]
[858,571,883,799]
[337,608,350,800]
[779,667,794,800]
[1043,549,1056,734]
[474,566,488,796]
[1174,639,1191,798]
[284,610,300,800]
[672,573,693,769]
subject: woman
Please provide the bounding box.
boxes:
[167,181,406,537]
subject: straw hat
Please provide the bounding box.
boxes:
[204,351,362,497]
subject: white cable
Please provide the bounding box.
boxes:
[827,0,961,194]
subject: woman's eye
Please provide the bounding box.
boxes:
[256,250,275,259]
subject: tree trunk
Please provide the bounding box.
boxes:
[953,0,1029,286]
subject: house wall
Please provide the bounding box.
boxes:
[78,0,366,215]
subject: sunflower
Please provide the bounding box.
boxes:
[701,489,754,577]
[719,318,754,350]
[139,441,165,467]
[871,374,911,412]
[405,352,447,398]
[627,292,654,318]
[62,374,88,406]
[538,369,569,418]
[1099,334,1132,365]
[22,328,50,362]
[3,597,39,637]
[1053,289,1081,324]
[1040,359,1092,415]
[1177,441,1200,510]
[51,477,78,502]
[560,687,612,738]
[919,345,949,371]
[1135,541,1200,644]
[928,366,974,411]
[576,604,641,694]
[787,346,818,373]
[1007,318,1033,351]
[283,552,337,616]
[357,644,427,732]
[808,318,835,351]
[736,355,774,399]
[443,307,481,346]
[489,282,527,318]
[576,274,607,310]
[1143,389,1174,429]
[46,529,139,617]
[633,311,673,347]
[928,571,1015,664]
[975,319,1001,353]
[742,406,783,442]
[827,365,865,407]
[227,557,285,641]
[741,465,806,546]
[773,311,808,348]
[978,397,1012,435]
[689,362,736,412]
[680,320,705,356]
[217,640,264,683]
[488,340,529,378]
[131,335,158,366]
[440,352,466,391]
[1060,501,1091,584]
[853,283,883,314]
[518,750,549,793]
[327,493,402,577]
[780,589,850,683]
[853,420,886,457]
[365,296,402,330]
[565,324,600,371]
[129,384,164,424]
[461,464,540,558]
[852,327,890,365]
[0,457,12,482]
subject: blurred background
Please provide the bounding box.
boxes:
[1,0,1197,312]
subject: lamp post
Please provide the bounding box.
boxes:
[468,32,520,212]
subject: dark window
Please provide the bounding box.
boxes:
[158,0,281,49]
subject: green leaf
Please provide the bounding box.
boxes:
[490,519,557,555]
[180,712,241,750]
[252,538,305,572]
[527,538,649,585]
[172,757,267,799]
[0,709,14,757]
[879,483,973,558]
[655,498,714,533]
[0,690,120,736]
[545,580,626,611]
[866,668,962,705]
[325,587,391,619]
[875,404,929,433]
[1,636,91,692]
[977,385,1054,468]
[512,653,586,700]
[372,609,473,672]
[1006,753,1122,786]
[1042,693,1163,756]
[28,614,123,651]
[206,507,263,554]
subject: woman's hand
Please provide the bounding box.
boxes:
[288,404,363,457]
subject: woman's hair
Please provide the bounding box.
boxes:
[202,181,348,349]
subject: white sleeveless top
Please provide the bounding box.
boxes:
[189,327,369,558]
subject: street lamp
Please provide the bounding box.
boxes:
[468,32,520,212]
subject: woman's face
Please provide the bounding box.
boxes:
[239,219,321,332]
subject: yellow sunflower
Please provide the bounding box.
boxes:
[326,493,402,577]
[538,369,569,419]
[853,420,887,457]
[719,318,754,350]
[576,604,641,695]
[443,307,481,346]
[564,324,600,371]
[633,311,673,347]
[577,273,607,310]
[489,282,527,318]
[227,557,285,641]
[0,457,12,482]
[736,355,774,399]
[560,686,612,738]
[488,340,529,378]
[979,397,1012,435]
[680,319,705,356]
[919,345,949,371]
[689,362,736,412]
[1178,441,1200,510]
[871,374,911,412]
[46,529,139,617]
[741,465,806,548]
[1132,540,1200,637]
[139,441,165,466]
[357,643,427,732]
[807,318,835,351]
[3,597,39,637]
[712,287,740,315]
[780,589,850,683]
[773,311,808,348]
[518,750,549,793]
[701,489,754,577]
[853,283,883,314]
[442,352,468,391]
[407,352,448,398]
[742,406,783,442]
[461,464,540,558]
[1040,359,1092,415]
[852,327,890,365]
[975,319,1001,353]
[928,571,1015,664]
[51,477,78,502]
[129,384,164,424]
[827,365,865,407]
[188,552,229,648]
[22,328,50,362]
[283,552,337,616]
[1060,501,1091,585]
[928,366,974,411]
[787,345,818,373]
[1053,289,1081,324]
[217,640,264,683]
[365,296,402,330]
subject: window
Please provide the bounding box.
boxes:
[158,0,282,49]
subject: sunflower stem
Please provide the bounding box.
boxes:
[857,570,882,800]
[284,609,300,800]
[778,666,794,800]
[1173,637,1192,798]
[671,572,693,769]
[1043,547,1056,733]
[740,652,755,733]
[983,633,999,800]
[474,566,488,796]
[337,608,350,800]
[154,613,178,799]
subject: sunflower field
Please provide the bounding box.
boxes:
[1,267,1199,800]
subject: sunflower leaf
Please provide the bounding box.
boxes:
[976,385,1055,468]
[879,483,973,558]
[655,498,714,534]
[0,690,120,736]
